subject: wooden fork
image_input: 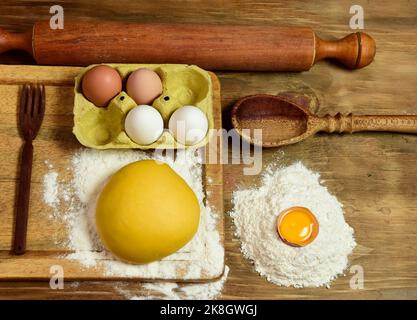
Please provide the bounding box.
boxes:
[13,84,45,255]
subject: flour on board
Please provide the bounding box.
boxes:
[42,148,224,280]
[115,266,230,300]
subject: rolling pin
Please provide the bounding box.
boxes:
[0,21,376,71]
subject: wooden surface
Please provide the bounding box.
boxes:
[0,0,417,299]
[0,65,223,281]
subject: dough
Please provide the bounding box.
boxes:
[96,159,200,263]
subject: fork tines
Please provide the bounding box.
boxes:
[19,84,45,141]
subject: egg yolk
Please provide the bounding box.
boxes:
[277,207,319,247]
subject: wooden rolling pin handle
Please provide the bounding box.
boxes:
[0,27,33,55]
[314,32,376,69]
[321,114,417,134]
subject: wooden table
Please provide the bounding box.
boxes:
[1,0,417,299]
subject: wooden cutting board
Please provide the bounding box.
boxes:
[0,65,224,281]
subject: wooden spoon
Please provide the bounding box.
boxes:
[231,94,417,147]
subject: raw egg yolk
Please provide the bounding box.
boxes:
[277,207,319,247]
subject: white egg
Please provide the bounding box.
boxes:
[168,105,209,145]
[124,105,164,145]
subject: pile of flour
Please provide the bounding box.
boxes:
[43,148,224,281]
[230,162,356,288]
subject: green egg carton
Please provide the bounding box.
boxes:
[73,64,214,149]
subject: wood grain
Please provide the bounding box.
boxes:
[0,65,224,281]
[0,0,417,300]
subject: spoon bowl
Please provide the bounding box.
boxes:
[231,94,315,147]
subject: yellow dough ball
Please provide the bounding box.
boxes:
[96,160,200,264]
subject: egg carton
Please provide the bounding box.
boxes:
[73,64,214,149]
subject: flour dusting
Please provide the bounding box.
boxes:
[43,171,59,209]
[43,148,224,280]
[116,266,229,300]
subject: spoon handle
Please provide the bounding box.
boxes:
[321,114,417,134]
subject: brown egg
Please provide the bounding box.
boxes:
[126,68,163,105]
[82,65,122,107]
